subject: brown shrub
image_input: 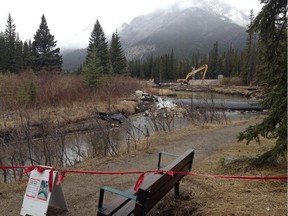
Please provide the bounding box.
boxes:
[0,73,17,110]
[37,72,89,107]
[0,72,141,111]
[98,75,140,99]
[97,75,141,112]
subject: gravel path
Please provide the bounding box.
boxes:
[1,118,260,216]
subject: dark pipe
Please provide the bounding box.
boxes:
[172,99,266,111]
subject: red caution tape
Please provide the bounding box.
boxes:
[48,169,54,192]
[22,166,36,174]
[0,166,287,192]
[134,173,145,192]
[57,169,148,191]
[19,166,55,192]
[184,172,288,180]
[57,171,66,185]
[166,170,174,176]
[0,165,28,169]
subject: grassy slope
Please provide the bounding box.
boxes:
[149,138,287,215]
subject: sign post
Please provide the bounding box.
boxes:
[20,166,68,216]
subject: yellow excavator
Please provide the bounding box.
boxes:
[177,64,208,84]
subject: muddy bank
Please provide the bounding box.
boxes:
[169,85,264,99]
[149,79,264,99]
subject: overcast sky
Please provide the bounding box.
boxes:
[0,0,262,50]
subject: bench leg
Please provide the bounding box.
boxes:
[174,182,180,198]
[135,189,150,216]
[98,188,107,212]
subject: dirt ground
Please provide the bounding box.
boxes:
[0,116,287,216]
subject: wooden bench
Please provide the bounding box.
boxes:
[97,149,195,216]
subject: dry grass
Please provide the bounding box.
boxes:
[0,181,27,194]
[149,139,287,216]
[0,99,139,131]
[0,72,142,132]
[113,100,138,115]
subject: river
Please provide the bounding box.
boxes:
[1,91,264,182]
[63,91,263,164]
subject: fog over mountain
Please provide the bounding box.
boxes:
[62,0,250,71]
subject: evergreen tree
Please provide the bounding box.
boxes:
[14,33,24,72]
[168,50,175,79]
[216,55,224,76]
[0,32,6,72]
[161,54,168,80]
[87,20,109,74]
[141,57,152,78]
[31,14,62,71]
[23,40,33,69]
[208,41,219,78]
[135,59,142,77]
[83,46,103,87]
[147,56,154,78]
[4,13,17,72]
[151,58,159,79]
[128,60,136,77]
[159,57,165,81]
[177,60,185,79]
[232,49,244,76]
[129,59,142,78]
[109,30,127,74]
[242,10,257,85]
[178,59,191,79]
[190,53,200,70]
[76,63,83,75]
[224,44,235,77]
[238,0,287,164]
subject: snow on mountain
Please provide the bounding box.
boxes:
[175,0,249,27]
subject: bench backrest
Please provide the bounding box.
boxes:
[134,148,194,215]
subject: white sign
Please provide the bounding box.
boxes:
[20,166,68,216]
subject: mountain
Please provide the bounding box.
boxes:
[62,48,86,71]
[191,0,249,27]
[62,0,249,70]
[119,6,247,60]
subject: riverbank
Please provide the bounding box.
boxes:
[172,84,264,99]
[147,79,264,99]
[0,80,263,135]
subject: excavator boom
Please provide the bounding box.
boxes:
[177,64,208,84]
